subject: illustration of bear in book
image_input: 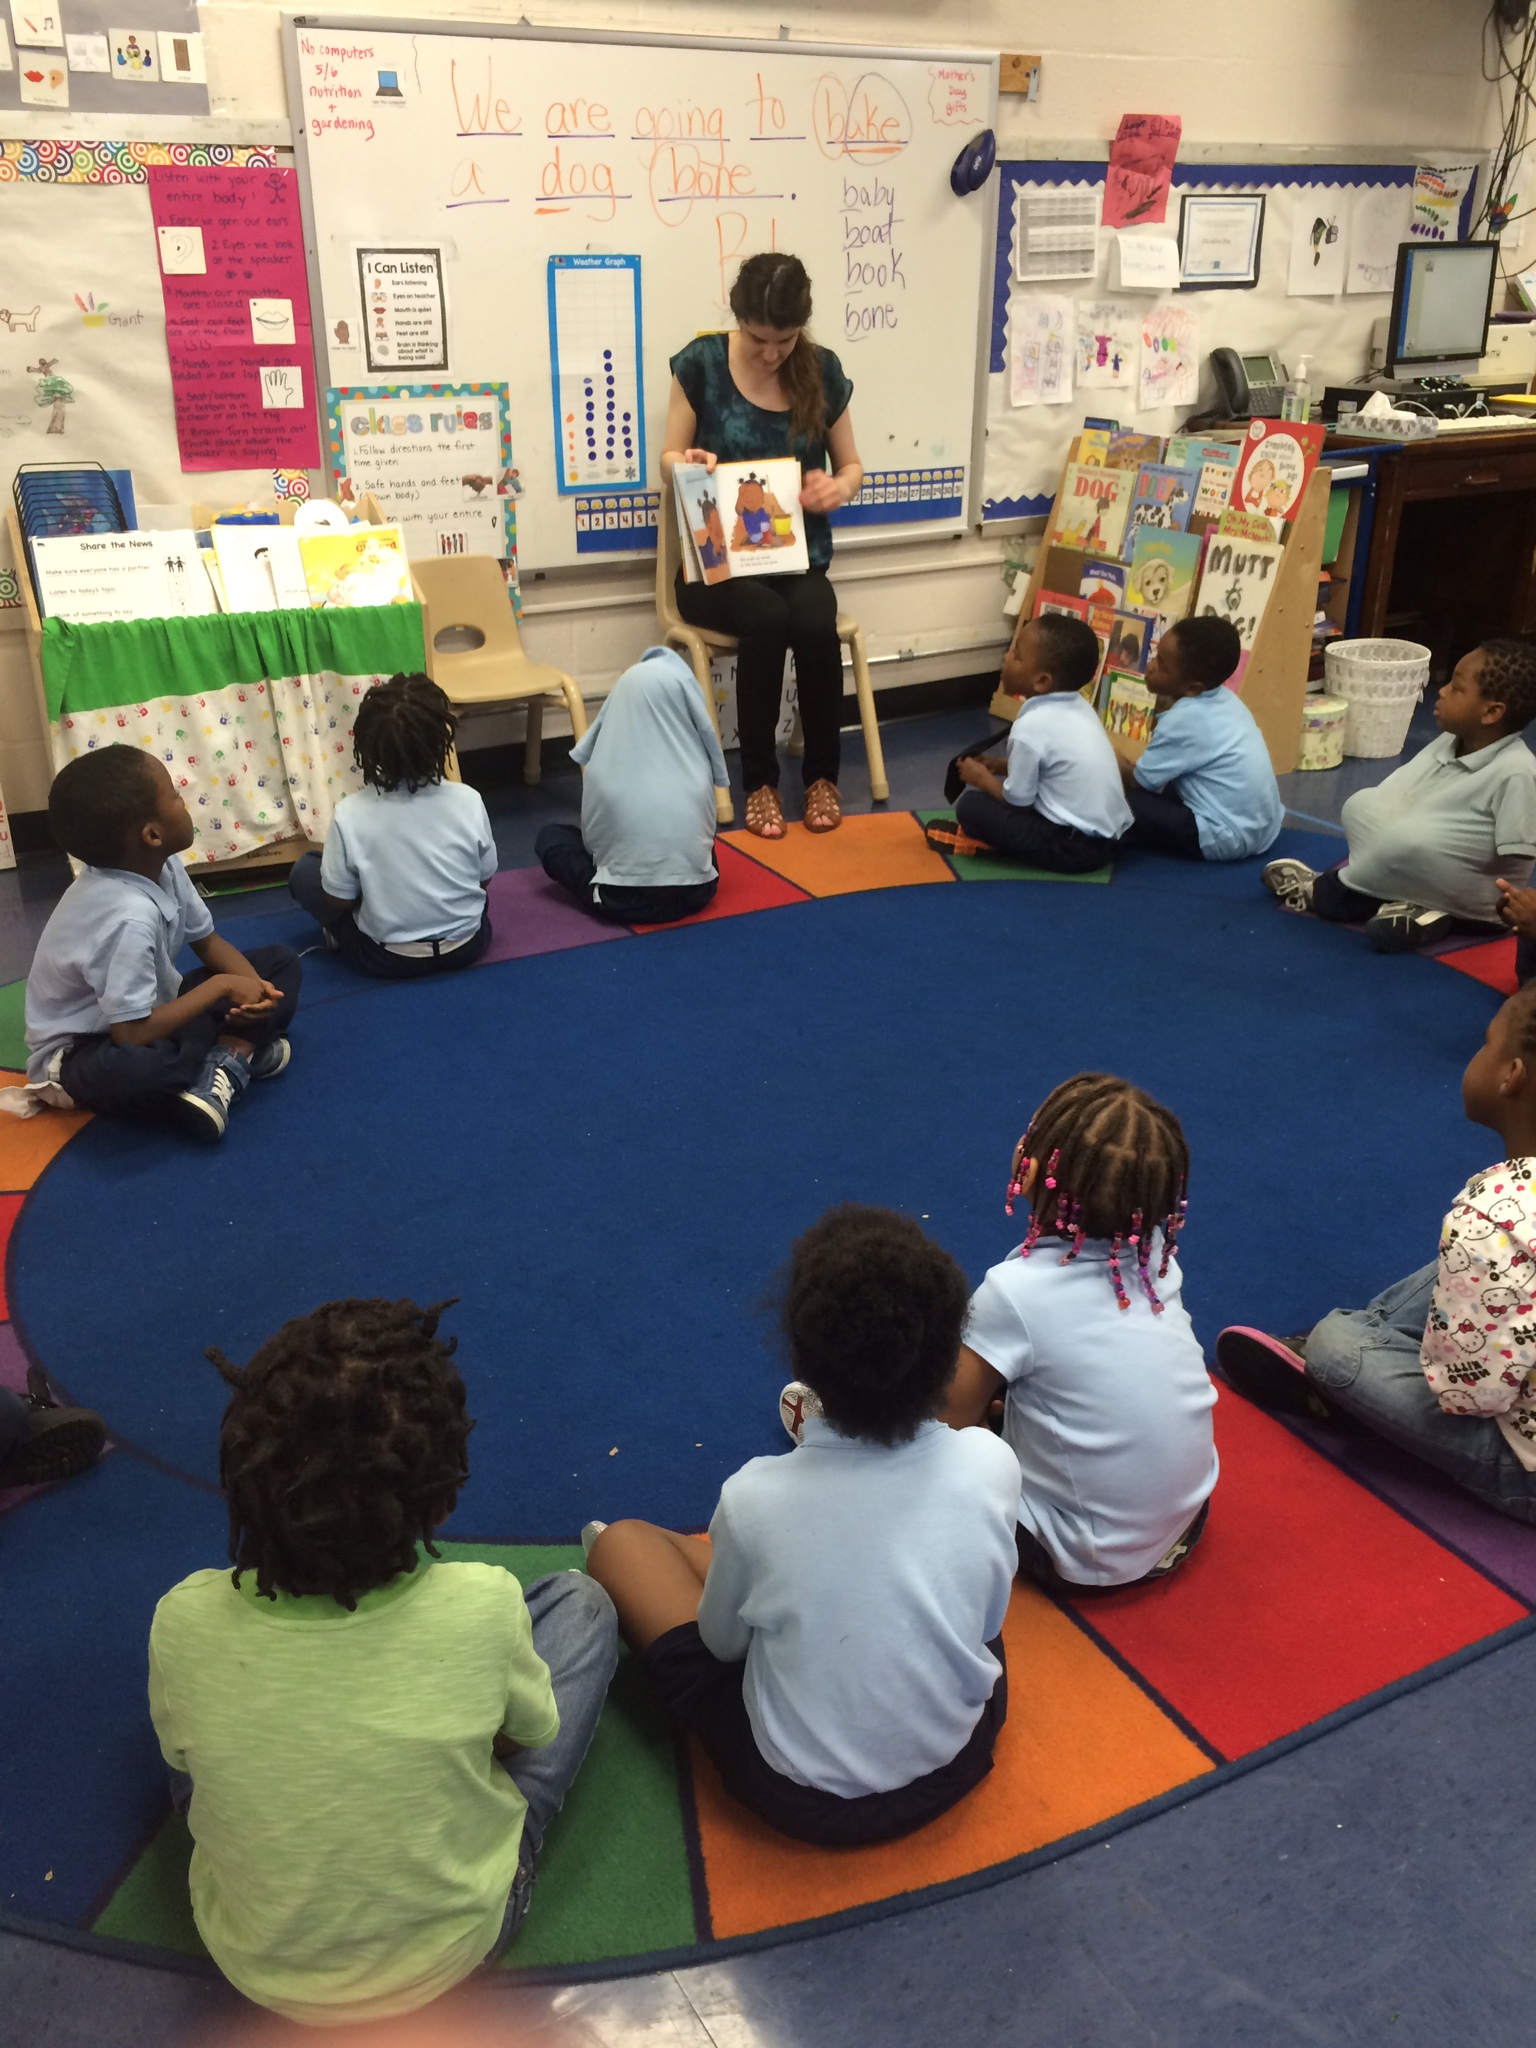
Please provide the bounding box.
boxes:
[731,472,796,551]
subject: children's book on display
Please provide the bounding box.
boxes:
[1048,463,1135,558]
[674,459,808,583]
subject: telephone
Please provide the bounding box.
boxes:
[1211,347,1287,420]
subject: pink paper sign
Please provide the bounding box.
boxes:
[1104,113,1183,230]
[147,164,320,472]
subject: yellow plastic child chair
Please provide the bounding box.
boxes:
[409,555,588,784]
[654,491,891,822]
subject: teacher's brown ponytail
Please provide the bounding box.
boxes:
[730,252,826,446]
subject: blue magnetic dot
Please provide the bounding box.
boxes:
[622,412,631,422]
[603,348,612,358]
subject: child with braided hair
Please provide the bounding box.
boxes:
[943,1074,1218,1589]
[289,672,497,978]
[147,1297,617,2023]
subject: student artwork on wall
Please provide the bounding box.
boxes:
[1138,305,1199,410]
[1346,185,1413,294]
[1074,301,1136,389]
[1103,114,1181,229]
[1409,162,1478,243]
[1010,294,1073,407]
[1287,196,1346,297]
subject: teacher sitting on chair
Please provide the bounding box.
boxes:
[662,253,864,838]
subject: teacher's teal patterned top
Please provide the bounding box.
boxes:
[670,334,853,571]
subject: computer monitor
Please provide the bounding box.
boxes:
[1385,240,1498,380]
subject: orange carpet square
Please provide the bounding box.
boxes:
[691,1578,1212,1939]
[1073,1396,1528,1760]
[0,1074,93,1193]
[722,813,955,898]
[629,840,811,933]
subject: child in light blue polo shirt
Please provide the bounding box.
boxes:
[289,673,497,979]
[1263,638,1536,952]
[1121,615,1282,861]
[926,614,1132,872]
[24,746,301,1144]
[944,1073,1218,1589]
[585,1205,1019,1847]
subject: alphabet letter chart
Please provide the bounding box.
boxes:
[546,254,645,496]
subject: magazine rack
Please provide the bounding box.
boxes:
[989,464,1331,774]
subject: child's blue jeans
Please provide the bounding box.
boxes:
[1306,1262,1536,1524]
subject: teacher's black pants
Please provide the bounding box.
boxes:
[675,567,842,794]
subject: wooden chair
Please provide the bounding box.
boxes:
[655,490,891,817]
[409,554,588,784]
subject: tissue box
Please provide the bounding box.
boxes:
[1342,410,1439,441]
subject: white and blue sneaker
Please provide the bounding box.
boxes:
[248,1036,291,1081]
[171,1051,241,1143]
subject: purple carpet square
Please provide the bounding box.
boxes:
[478,868,633,966]
[1290,1410,1536,1606]
[0,1320,28,1394]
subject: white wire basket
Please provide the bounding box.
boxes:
[1323,639,1431,758]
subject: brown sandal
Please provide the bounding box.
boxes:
[745,786,786,839]
[803,779,842,833]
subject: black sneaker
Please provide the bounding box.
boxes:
[0,1368,105,1487]
[1215,1326,1334,1419]
[1366,902,1455,954]
[171,1051,240,1142]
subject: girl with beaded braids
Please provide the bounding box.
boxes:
[147,1297,618,2022]
[288,671,498,979]
[942,1074,1219,1591]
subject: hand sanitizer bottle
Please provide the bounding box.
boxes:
[1282,356,1313,423]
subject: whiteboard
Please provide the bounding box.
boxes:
[285,20,997,572]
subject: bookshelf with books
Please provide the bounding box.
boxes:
[991,420,1329,772]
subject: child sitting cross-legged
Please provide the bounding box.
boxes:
[24,745,300,1143]
[1119,614,1283,862]
[943,1074,1218,1589]
[925,614,1132,872]
[535,645,727,925]
[289,672,497,978]
[1217,984,1536,1525]
[149,1297,619,2023]
[585,1204,1019,1847]
[1262,637,1536,952]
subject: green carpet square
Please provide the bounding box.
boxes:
[0,979,27,1072]
[94,1545,697,1973]
[914,812,1115,885]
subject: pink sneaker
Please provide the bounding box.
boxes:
[1215,1327,1333,1418]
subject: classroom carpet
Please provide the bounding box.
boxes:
[3,813,1535,1984]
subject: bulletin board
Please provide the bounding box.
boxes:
[285,19,1000,572]
[0,145,292,613]
[982,157,1485,521]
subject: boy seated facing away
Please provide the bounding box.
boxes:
[925,615,1132,873]
[24,746,300,1143]
[1262,638,1536,952]
[289,672,497,979]
[1118,615,1283,862]
[586,1206,1019,1847]
[149,1298,618,2024]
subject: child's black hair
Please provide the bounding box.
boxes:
[353,672,459,792]
[781,1203,969,1445]
[48,744,160,868]
[1009,1073,1190,1314]
[1164,614,1242,689]
[1503,981,1536,1057]
[1033,614,1102,695]
[1477,639,1536,734]
[210,1297,472,1609]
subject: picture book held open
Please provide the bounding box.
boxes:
[674,459,808,584]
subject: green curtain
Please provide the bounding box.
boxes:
[40,606,427,723]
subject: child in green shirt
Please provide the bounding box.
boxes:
[148,1298,617,2024]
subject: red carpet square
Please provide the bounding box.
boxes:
[630,840,810,933]
[1439,934,1519,997]
[1072,1396,1528,1760]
